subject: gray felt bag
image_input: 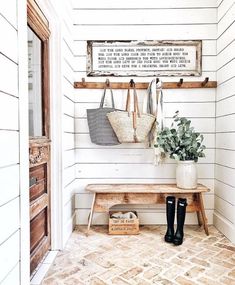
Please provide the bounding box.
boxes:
[87,87,120,146]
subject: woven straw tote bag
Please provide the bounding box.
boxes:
[107,86,156,143]
[87,86,120,145]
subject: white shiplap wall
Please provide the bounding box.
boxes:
[59,0,77,246]
[214,0,235,242]
[73,0,217,225]
[0,1,20,284]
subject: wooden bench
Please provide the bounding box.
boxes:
[85,183,210,235]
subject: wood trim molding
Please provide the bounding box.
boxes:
[27,0,50,40]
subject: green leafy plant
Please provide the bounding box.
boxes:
[155,111,206,162]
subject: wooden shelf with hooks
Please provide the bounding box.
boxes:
[74,78,217,89]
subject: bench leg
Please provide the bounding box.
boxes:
[87,193,96,236]
[198,193,209,236]
[197,210,203,226]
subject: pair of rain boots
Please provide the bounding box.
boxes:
[164,196,187,246]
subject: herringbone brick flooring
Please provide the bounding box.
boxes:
[42,225,235,285]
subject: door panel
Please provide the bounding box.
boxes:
[30,208,48,253]
[27,0,51,275]
[30,164,47,201]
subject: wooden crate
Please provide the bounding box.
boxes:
[108,211,139,235]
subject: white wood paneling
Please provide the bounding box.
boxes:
[217,3,235,37]
[0,131,19,167]
[73,1,216,227]
[216,95,235,116]
[76,209,214,225]
[75,133,215,149]
[0,93,19,130]
[0,231,19,283]
[217,40,235,70]
[218,0,234,21]
[217,21,235,53]
[76,163,214,179]
[73,0,217,9]
[63,165,75,187]
[217,77,235,101]
[1,263,19,285]
[0,1,22,282]
[76,148,214,164]
[63,96,75,117]
[0,0,17,28]
[73,25,217,41]
[0,54,18,96]
[63,132,75,150]
[74,9,216,25]
[215,1,235,241]
[61,0,76,246]
[216,113,235,132]
[217,59,235,84]
[75,102,215,118]
[214,196,235,223]
[0,15,18,62]
[64,149,75,168]
[216,133,235,150]
[215,165,235,188]
[0,165,19,206]
[216,149,235,169]
[215,180,235,205]
[0,198,19,245]
[63,115,75,133]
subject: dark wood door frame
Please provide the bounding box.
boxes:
[27,0,51,274]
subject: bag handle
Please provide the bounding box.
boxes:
[100,85,115,108]
[125,84,140,142]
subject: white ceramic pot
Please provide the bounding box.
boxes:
[176,160,197,189]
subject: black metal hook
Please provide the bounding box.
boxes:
[130,79,135,87]
[81,78,86,87]
[105,78,110,87]
[177,78,183,87]
[202,77,209,87]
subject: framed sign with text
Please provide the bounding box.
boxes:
[87,40,202,77]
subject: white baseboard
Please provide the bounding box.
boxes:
[214,211,235,243]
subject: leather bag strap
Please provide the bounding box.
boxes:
[100,86,115,108]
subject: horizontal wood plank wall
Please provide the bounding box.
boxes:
[73,0,217,226]
[0,1,20,284]
[61,0,76,246]
[214,0,235,243]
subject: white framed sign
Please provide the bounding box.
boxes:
[87,40,202,77]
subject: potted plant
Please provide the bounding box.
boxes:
[155,111,206,189]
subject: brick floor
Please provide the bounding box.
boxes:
[42,225,235,285]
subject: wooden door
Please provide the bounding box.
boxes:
[27,0,51,274]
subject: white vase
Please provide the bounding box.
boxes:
[176,160,197,189]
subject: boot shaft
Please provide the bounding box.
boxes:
[166,196,176,225]
[176,198,187,230]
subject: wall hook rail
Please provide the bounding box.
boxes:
[74,78,217,90]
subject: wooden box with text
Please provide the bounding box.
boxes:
[108,211,139,235]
